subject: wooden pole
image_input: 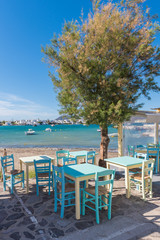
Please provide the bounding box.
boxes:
[118,123,123,157]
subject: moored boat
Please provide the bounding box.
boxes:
[25,129,36,135]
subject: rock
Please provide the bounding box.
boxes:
[48,228,64,238]
[57,219,72,228]
[23,231,35,239]
[10,232,21,240]
[75,221,94,230]
[0,210,7,223]
[2,221,16,230]
[27,206,34,214]
[18,216,32,226]
[39,218,48,226]
[6,213,24,221]
[40,210,52,216]
[65,227,76,233]
[12,207,22,212]
[27,224,36,231]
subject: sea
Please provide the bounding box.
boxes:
[0,123,156,152]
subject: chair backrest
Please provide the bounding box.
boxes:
[142,159,155,180]
[147,147,159,159]
[135,152,147,160]
[147,143,159,148]
[0,154,14,174]
[34,159,51,179]
[86,151,95,164]
[128,145,135,157]
[56,150,69,165]
[52,165,65,191]
[136,145,146,148]
[63,157,77,165]
[95,169,115,195]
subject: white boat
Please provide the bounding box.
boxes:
[25,129,36,135]
[97,129,101,132]
[45,128,52,132]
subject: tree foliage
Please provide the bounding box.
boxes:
[42,0,160,159]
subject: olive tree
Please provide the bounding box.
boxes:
[42,0,160,165]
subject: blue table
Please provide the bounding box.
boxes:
[69,150,97,164]
[105,156,144,198]
[63,163,108,220]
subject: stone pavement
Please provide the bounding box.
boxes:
[0,174,160,240]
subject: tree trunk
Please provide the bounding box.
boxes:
[99,127,110,168]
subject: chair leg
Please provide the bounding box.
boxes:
[60,197,65,218]
[48,181,51,196]
[82,190,85,216]
[36,182,39,196]
[142,180,145,200]
[149,179,152,198]
[3,177,6,191]
[22,172,24,189]
[95,196,99,224]
[11,175,14,194]
[54,189,58,213]
[108,195,112,220]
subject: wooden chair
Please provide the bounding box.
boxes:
[82,169,115,224]
[0,154,24,194]
[63,157,77,165]
[147,147,159,174]
[129,159,155,200]
[147,143,159,148]
[136,145,147,149]
[34,159,52,196]
[56,150,69,166]
[128,145,135,157]
[53,165,77,218]
[129,153,147,173]
[86,151,95,164]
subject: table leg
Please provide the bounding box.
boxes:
[125,167,130,198]
[75,178,80,220]
[26,164,29,193]
[20,160,22,186]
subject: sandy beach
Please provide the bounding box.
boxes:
[0,147,118,170]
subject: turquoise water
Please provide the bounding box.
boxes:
[0,124,118,149]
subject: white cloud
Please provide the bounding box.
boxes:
[0,92,58,120]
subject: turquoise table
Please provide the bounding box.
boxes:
[69,150,97,164]
[63,163,108,220]
[105,156,144,198]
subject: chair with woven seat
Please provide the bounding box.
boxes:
[56,150,69,166]
[0,154,24,194]
[86,151,96,164]
[128,145,135,157]
[147,147,159,174]
[34,159,52,196]
[53,165,77,218]
[129,153,147,174]
[82,169,115,224]
[129,159,155,200]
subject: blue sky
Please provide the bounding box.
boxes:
[0,0,160,121]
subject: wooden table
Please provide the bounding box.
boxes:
[63,163,108,220]
[105,156,144,198]
[19,155,55,193]
[69,150,97,164]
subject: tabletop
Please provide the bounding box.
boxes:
[69,151,89,157]
[104,156,144,167]
[19,155,54,163]
[63,163,107,178]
